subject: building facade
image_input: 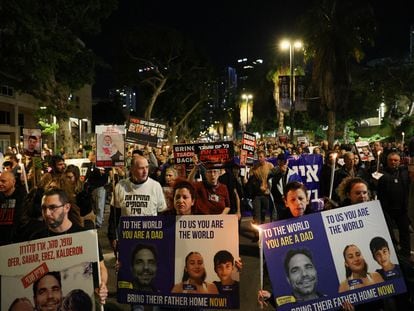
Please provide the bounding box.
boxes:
[0,84,92,153]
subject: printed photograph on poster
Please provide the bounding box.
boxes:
[117,215,240,309]
[355,141,375,162]
[125,116,167,147]
[117,216,176,298]
[95,125,125,168]
[322,201,401,293]
[22,128,42,157]
[0,231,100,311]
[260,201,406,311]
[173,215,240,308]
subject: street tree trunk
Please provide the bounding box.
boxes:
[327,110,336,148]
[144,77,167,120]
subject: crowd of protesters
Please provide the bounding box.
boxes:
[0,136,414,310]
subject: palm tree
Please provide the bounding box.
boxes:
[300,0,375,147]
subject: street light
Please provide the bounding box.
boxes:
[241,93,253,131]
[280,39,303,142]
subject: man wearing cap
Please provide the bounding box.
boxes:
[270,153,302,221]
[188,155,230,215]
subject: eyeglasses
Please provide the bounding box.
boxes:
[41,204,65,213]
[206,170,221,175]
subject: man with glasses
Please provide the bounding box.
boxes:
[27,188,109,306]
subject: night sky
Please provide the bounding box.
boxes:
[91,0,414,95]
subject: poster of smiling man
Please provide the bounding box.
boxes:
[0,231,100,311]
[259,201,406,311]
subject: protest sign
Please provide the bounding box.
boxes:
[267,154,323,212]
[22,128,42,157]
[126,116,166,147]
[260,201,406,311]
[173,141,234,177]
[173,143,196,165]
[240,132,256,166]
[117,215,239,309]
[355,141,375,162]
[0,230,100,310]
[96,124,125,167]
[196,141,234,165]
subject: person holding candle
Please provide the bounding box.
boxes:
[258,181,354,310]
[278,181,312,219]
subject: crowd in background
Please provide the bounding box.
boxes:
[1,136,414,310]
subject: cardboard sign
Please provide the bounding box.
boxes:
[117,215,240,309]
[0,230,100,310]
[260,201,406,311]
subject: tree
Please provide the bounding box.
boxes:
[300,0,375,147]
[370,60,414,127]
[113,26,214,142]
[0,0,116,153]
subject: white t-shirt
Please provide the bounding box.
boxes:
[112,177,167,216]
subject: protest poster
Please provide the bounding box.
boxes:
[96,124,125,168]
[240,132,256,166]
[117,215,239,309]
[173,143,196,166]
[22,128,42,157]
[126,116,167,147]
[355,141,375,162]
[196,141,234,166]
[172,143,197,178]
[0,230,100,310]
[173,141,234,177]
[267,154,323,212]
[259,201,406,311]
